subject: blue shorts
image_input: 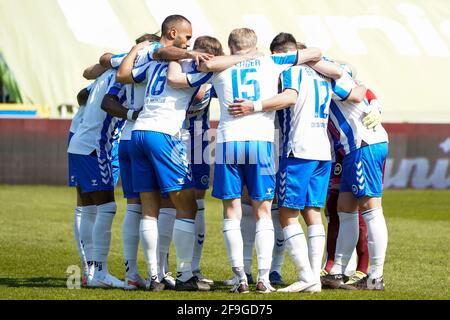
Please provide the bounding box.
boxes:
[67,132,77,187]
[118,140,139,199]
[68,151,116,193]
[278,157,332,210]
[341,142,388,198]
[212,141,276,201]
[187,133,210,190]
[130,130,194,194]
[111,140,120,187]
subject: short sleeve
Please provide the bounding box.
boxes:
[331,72,356,101]
[270,51,298,74]
[134,42,164,66]
[110,53,127,69]
[186,70,213,87]
[131,62,151,84]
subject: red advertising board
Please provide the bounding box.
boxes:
[0,119,449,188]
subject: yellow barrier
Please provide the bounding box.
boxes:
[0,103,51,118]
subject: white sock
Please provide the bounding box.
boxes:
[240,204,256,275]
[330,212,359,275]
[362,207,388,279]
[73,206,87,272]
[232,267,247,282]
[345,249,358,276]
[79,205,96,263]
[192,199,206,272]
[271,208,285,274]
[122,204,142,276]
[223,219,244,269]
[140,217,159,280]
[173,218,196,282]
[307,224,326,282]
[158,208,176,278]
[255,218,274,282]
[283,224,314,283]
[92,202,116,278]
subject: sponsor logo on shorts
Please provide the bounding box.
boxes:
[177,178,185,185]
[91,179,98,186]
[352,184,358,195]
[334,163,342,176]
[200,175,209,186]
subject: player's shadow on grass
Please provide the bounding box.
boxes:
[0,277,67,288]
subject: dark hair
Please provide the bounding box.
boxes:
[297,41,307,49]
[270,32,297,53]
[161,15,191,35]
[194,36,224,56]
[135,33,160,44]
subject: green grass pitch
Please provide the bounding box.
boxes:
[0,185,449,300]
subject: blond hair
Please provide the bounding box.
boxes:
[228,28,257,51]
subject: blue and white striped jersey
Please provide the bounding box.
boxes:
[69,83,95,134]
[278,64,336,161]
[132,56,213,137]
[68,69,126,157]
[187,53,298,143]
[184,84,215,137]
[328,71,388,155]
[109,50,153,141]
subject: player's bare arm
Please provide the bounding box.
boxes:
[228,89,298,117]
[197,50,263,73]
[154,46,213,65]
[307,59,343,80]
[99,53,114,68]
[82,63,108,80]
[116,41,151,84]
[101,94,140,121]
[167,61,189,88]
[333,58,358,79]
[295,47,322,65]
[346,83,367,103]
[167,52,261,88]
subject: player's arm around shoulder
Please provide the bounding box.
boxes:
[228,89,298,117]
[197,50,263,73]
[153,47,213,65]
[306,59,343,80]
[116,41,150,84]
[296,47,322,65]
[83,63,108,80]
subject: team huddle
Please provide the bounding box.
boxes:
[67,14,389,293]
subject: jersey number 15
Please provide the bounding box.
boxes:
[231,68,261,101]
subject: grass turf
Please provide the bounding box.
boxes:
[0,185,449,300]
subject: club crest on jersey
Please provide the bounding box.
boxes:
[334,163,342,176]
